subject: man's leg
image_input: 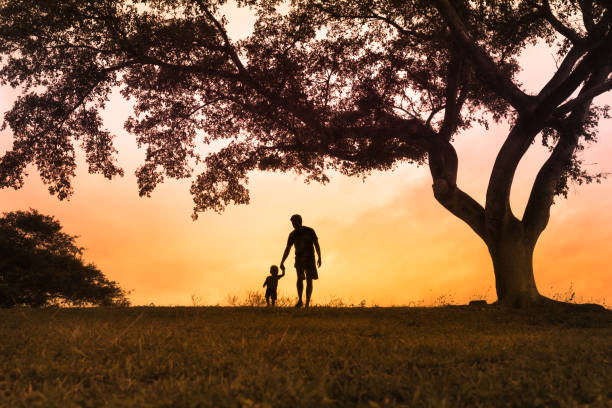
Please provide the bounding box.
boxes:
[305,278,313,307]
[296,269,304,307]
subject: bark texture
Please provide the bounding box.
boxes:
[488,219,540,307]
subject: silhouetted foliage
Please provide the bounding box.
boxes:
[1,1,611,306]
[0,209,130,307]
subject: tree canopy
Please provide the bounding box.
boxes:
[1,0,611,306]
[0,209,130,307]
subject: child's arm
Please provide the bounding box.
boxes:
[279,269,285,279]
[263,278,268,288]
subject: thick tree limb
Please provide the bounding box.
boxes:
[537,45,585,101]
[439,52,464,140]
[485,119,541,239]
[535,37,612,115]
[521,129,578,243]
[238,108,432,166]
[523,66,610,242]
[578,0,596,33]
[556,78,612,115]
[433,0,534,113]
[428,134,486,241]
[433,179,487,241]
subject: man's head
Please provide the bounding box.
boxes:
[270,265,279,276]
[290,214,302,229]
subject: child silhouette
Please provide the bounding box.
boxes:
[263,265,285,306]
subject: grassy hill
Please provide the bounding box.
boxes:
[1,306,611,407]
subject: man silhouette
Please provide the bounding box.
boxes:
[280,214,322,308]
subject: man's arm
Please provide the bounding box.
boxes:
[313,232,322,267]
[280,234,292,271]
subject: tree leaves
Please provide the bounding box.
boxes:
[0,209,130,307]
[0,0,610,217]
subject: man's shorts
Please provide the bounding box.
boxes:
[295,259,318,280]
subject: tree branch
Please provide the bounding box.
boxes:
[367,9,432,40]
[310,3,432,40]
[521,128,578,243]
[523,66,610,242]
[535,35,612,116]
[9,60,134,145]
[433,0,534,113]
[578,0,596,33]
[541,0,584,44]
[425,105,445,127]
[434,181,487,241]
[439,52,464,140]
[192,0,249,77]
[428,134,486,240]
[556,78,612,115]
[137,54,237,79]
[485,119,541,239]
[537,45,585,101]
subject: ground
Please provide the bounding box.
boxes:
[1,306,611,407]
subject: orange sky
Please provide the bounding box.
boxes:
[1,6,611,306]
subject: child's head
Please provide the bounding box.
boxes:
[270,265,279,276]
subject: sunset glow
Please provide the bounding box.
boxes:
[1,5,611,307]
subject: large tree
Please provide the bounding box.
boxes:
[1,0,611,307]
[0,209,130,307]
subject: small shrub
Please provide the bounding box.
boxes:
[325,295,346,307]
[432,293,455,307]
[242,291,266,306]
[551,282,577,303]
[190,294,204,306]
[225,294,240,306]
[224,291,295,307]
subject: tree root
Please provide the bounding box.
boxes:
[538,296,608,312]
[489,294,608,311]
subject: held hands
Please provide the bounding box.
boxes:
[280,264,285,273]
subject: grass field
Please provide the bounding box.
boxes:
[1,306,611,407]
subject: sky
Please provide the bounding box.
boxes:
[1,5,611,306]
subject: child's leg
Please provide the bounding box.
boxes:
[265,295,270,306]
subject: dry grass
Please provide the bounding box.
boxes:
[1,306,611,407]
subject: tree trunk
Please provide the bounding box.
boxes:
[487,220,542,308]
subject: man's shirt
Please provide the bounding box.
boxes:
[287,226,318,264]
